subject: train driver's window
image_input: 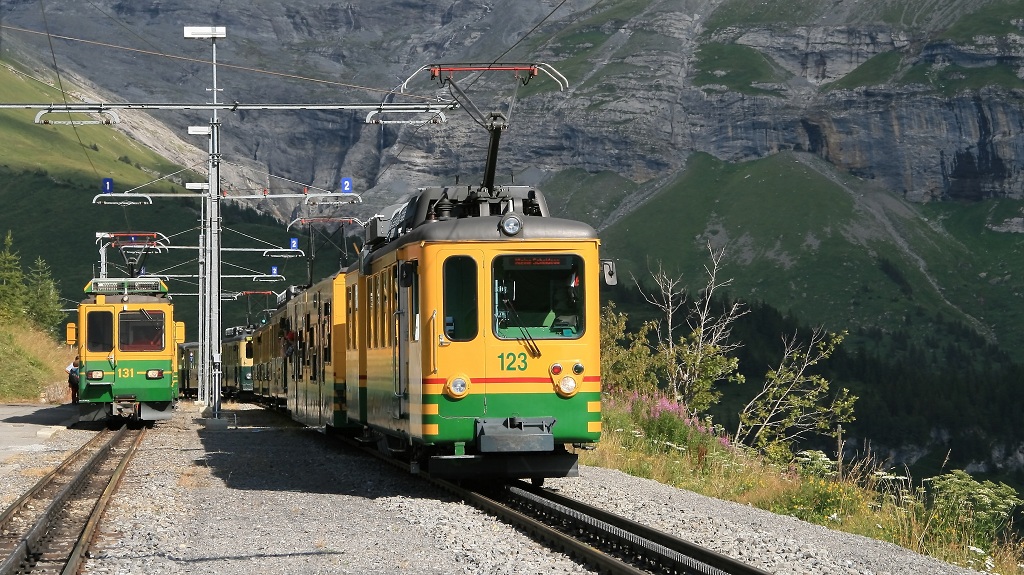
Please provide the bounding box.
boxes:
[86,310,114,352]
[443,256,478,341]
[492,254,584,340]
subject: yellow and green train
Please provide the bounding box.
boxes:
[252,183,616,481]
[65,277,185,424]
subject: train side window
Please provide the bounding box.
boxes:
[86,310,114,352]
[443,256,478,341]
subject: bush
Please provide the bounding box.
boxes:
[927,470,1022,551]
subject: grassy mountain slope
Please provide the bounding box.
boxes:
[0,62,187,185]
[0,59,340,341]
[704,0,1019,31]
[600,151,1024,358]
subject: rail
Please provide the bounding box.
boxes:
[0,426,146,575]
[329,424,770,575]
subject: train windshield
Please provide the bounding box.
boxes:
[493,254,584,340]
[119,310,165,351]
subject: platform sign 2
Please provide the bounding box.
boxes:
[289,237,299,250]
[271,265,279,276]
[102,178,114,194]
[340,177,353,193]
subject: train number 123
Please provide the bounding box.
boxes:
[498,352,528,371]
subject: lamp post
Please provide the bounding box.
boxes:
[184,26,226,418]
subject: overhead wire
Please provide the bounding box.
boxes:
[19,2,587,287]
[35,1,100,180]
[378,0,578,181]
[379,0,577,180]
[0,23,434,101]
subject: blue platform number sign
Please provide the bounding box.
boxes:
[289,237,299,250]
[271,265,279,276]
[101,178,114,194]
[340,177,353,193]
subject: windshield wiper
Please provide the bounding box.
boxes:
[502,297,541,358]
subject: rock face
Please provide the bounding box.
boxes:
[3,0,1024,219]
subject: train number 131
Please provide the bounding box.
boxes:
[118,367,135,378]
[498,352,528,371]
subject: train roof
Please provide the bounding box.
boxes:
[363,185,598,257]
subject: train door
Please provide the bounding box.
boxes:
[80,304,117,412]
[434,250,487,403]
[305,303,320,427]
[394,262,412,421]
[319,295,332,427]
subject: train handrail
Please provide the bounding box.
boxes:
[393,310,401,397]
[428,310,437,375]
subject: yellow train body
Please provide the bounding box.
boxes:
[253,184,612,479]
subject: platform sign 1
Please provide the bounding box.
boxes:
[289,237,299,250]
[271,265,279,276]
[102,178,114,194]
[340,177,353,193]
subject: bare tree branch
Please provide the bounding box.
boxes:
[735,328,856,456]
[633,243,748,412]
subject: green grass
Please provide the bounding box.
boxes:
[584,391,1024,574]
[703,0,826,32]
[513,0,653,98]
[899,61,1024,94]
[541,169,638,228]
[916,199,1024,351]
[693,43,789,94]
[0,66,190,189]
[599,151,1024,355]
[939,0,1024,41]
[0,318,73,402]
[826,50,903,90]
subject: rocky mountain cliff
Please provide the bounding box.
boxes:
[4,0,1024,224]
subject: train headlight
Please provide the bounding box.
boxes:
[444,375,471,399]
[245,373,252,380]
[572,362,585,375]
[499,214,523,236]
[555,376,578,398]
[86,370,105,380]
[145,369,164,379]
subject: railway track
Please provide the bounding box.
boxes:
[335,430,770,575]
[0,426,145,575]
[448,479,773,575]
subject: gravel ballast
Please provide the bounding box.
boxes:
[0,404,987,575]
